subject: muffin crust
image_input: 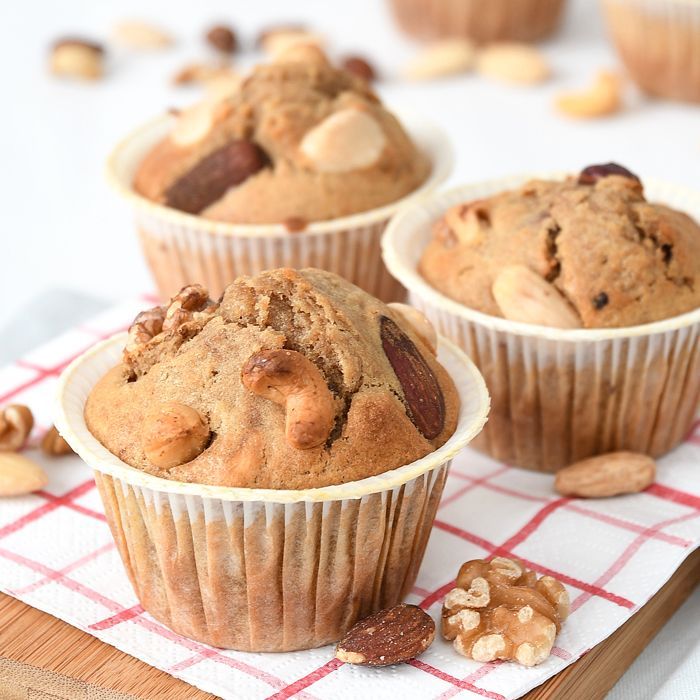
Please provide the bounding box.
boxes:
[85,269,459,489]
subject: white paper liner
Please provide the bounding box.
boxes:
[54,333,489,650]
[107,111,453,303]
[602,0,700,102]
[388,0,566,42]
[382,174,700,472]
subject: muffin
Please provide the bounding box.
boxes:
[388,0,566,42]
[420,165,700,329]
[59,269,490,651]
[108,46,451,302]
[382,164,700,472]
[602,0,700,103]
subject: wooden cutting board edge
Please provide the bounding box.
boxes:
[0,548,698,700]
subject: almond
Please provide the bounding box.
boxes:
[556,71,622,119]
[387,303,437,354]
[112,21,173,50]
[0,453,49,497]
[300,108,386,173]
[578,162,640,186]
[476,43,550,85]
[555,452,656,498]
[404,39,475,81]
[492,265,582,329]
[380,315,445,440]
[164,140,269,214]
[336,604,435,666]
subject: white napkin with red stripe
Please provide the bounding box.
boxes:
[1,298,698,700]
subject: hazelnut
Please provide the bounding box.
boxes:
[206,25,238,54]
[142,402,210,469]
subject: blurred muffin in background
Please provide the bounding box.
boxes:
[387,0,566,43]
[602,0,700,103]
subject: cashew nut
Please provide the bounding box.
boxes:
[142,402,210,469]
[0,405,34,451]
[241,349,335,450]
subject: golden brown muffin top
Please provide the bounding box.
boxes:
[420,164,700,329]
[134,47,429,226]
[85,269,459,489]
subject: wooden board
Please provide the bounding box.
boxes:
[1,549,698,700]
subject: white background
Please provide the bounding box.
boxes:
[1,0,699,697]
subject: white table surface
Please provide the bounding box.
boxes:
[2,0,698,697]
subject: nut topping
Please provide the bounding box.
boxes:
[162,284,217,332]
[142,402,210,469]
[41,426,74,456]
[341,55,377,82]
[164,140,269,214]
[336,604,435,666]
[492,265,582,329]
[0,453,48,497]
[170,99,234,148]
[241,349,335,450]
[387,303,438,355]
[380,315,445,440]
[442,558,569,667]
[300,108,386,173]
[0,405,34,451]
[555,452,656,498]
[578,162,640,186]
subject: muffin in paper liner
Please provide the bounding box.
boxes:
[382,175,700,473]
[107,112,453,305]
[387,0,566,42]
[55,332,489,651]
[602,0,700,103]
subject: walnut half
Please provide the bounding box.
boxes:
[442,557,569,667]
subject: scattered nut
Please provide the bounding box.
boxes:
[205,25,238,54]
[341,55,377,82]
[300,108,386,173]
[476,43,550,84]
[556,71,622,119]
[336,604,435,666]
[0,453,48,497]
[112,20,173,50]
[492,265,582,329]
[241,349,335,450]
[164,140,269,213]
[50,38,104,80]
[0,405,34,451]
[578,162,640,186]
[555,452,656,498]
[173,62,233,86]
[41,426,74,456]
[404,39,475,81]
[142,402,210,469]
[442,557,569,667]
[380,315,445,440]
[387,303,437,355]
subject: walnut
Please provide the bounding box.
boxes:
[442,557,569,667]
[0,405,34,451]
[41,426,74,456]
[162,284,218,332]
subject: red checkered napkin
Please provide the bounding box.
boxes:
[1,299,699,700]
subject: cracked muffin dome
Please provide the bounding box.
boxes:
[133,47,430,225]
[84,269,459,489]
[419,164,700,329]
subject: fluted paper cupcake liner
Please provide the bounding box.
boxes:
[388,0,566,42]
[55,333,489,651]
[108,112,453,304]
[602,0,700,103]
[382,175,700,473]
